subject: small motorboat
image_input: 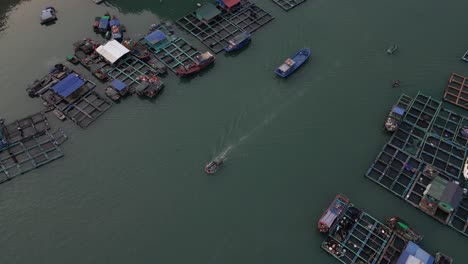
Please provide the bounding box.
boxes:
[224,32,251,52]
[463,158,468,180]
[385,216,423,242]
[384,105,405,132]
[392,80,401,87]
[387,44,398,54]
[53,109,66,121]
[204,159,223,174]
[40,7,57,25]
[462,50,468,63]
[275,48,311,78]
[176,52,215,77]
[318,194,349,233]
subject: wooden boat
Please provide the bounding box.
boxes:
[224,32,251,52]
[384,105,405,132]
[204,159,223,174]
[385,216,423,242]
[318,194,349,233]
[463,158,468,180]
[275,48,311,78]
[176,52,215,76]
[53,109,66,121]
[40,7,57,25]
[387,44,398,54]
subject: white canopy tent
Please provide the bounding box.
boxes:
[95,40,130,64]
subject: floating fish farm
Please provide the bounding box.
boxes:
[443,73,468,110]
[366,92,468,238]
[271,0,306,11]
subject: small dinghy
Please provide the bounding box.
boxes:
[53,109,66,121]
[387,44,398,54]
[463,158,468,180]
[204,159,223,174]
[40,7,57,25]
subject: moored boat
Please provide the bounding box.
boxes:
[387,44,398,54]
[275,48,310,78]
[176,52,215,76]
[53,109,66,121]
[384,105,406,132]
[385,216,423,242]
[224,32,251,52]
[461,50,468,63]
[463,158,468,180]
[204,159,223,174]
[40,7,57,25]
[318,194,349,233]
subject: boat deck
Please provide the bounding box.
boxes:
[0,129,67,184]
[176,1,273,53]
[443,73,468,110]
[1,112,50,145]
[322,204,392,264]
[271,0,306,11]
[105,56,153,88]
[66,91,112,128]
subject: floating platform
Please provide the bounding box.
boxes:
[430,107,468,149]
[151,38,202,73]
[177,1,274,53]
[1,112,50,145]
[443,73,468,110]
[320,195,454,263]
[104,56,153,89]
[66,91,112,128]
[271,0,306,11]
[0,129,67,184]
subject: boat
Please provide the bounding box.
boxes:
[384,105,406,132]
[318,194,349,233]
[176,52,215,76]
[387,44,398,54]
[93,0,105,4]
[463,158,468,180]
[385,216,423,242]
[53,109,66,121]
[224,32,251,52]
[274,48,311,78]
[110,17,122,41]
[204,159,223,174]
[462,50,468,63]
[40,7,57,25]
[435,252,453,264]
[135,75,164,98]
[392,80,401,87]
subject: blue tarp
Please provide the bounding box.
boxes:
[99,18,109,30]
[392,106,405,116]
[52,74,85,97]
[111,79,127,91]
[144,30,166,45]
[110,19,120,27]
[396,242,434,264]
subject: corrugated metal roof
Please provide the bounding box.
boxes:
[96,40,130,64]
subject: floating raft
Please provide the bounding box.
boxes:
[443,73,468,110]
[105,56,154,88]
[177,1,274,53]
[271,0,306,11]
[66,91,112,128]
[1,112,49,145]
[153,38,201,73]
[320,196,454,263]
[0,129,67,184]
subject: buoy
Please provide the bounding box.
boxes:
[197,3,202,7]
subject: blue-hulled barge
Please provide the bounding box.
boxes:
[224,32,251,52]
[275,48,310,78]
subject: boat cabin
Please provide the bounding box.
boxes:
[390,106,405,118]
[98,16,110,32]
[195,3,221,24]
[278,58,295,73]
[419,176,463,222]
[216,0,241,10]
[110,79,128,95]
[143,30,169,51]
[52,73,89,103]
[196,52,215,65]
[40,8,56,24]
[229,32,249,46]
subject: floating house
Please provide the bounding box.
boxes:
[52,74,89,103]
[396,242,434,264]
[216,0,241,10]
[95,39,130,64]
[420,176,464,223]
[104,79,128,101]
[142,30,170,52]
[195,3,221,24]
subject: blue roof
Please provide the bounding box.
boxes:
[144,30,166,45]
[111,79,127,91]
[99,18,109,29]
[110,19,120,27]
[392,106,405,116]
[396,242,434,264]
[52,74,85,97]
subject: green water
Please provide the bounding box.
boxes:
[0,0,467,263]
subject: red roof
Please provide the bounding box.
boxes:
[223,0,240,8]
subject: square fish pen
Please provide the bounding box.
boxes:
[389,120,426,156]
[66,92,112,128]
[430,108,468,148]
[403,93,441,133]
[419,135,465,180]
[443,73,468,110]
[152,38,201,73]
[450,197,468,236]
[0,130,67,184]
[1,112,50,145]
[377,235,408,264]
[40,77,97,112]
[322,205,391,264]
[366,144,422,198]
[177,1,274,53]
[105,56,153,88]
[271,0,306,11]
